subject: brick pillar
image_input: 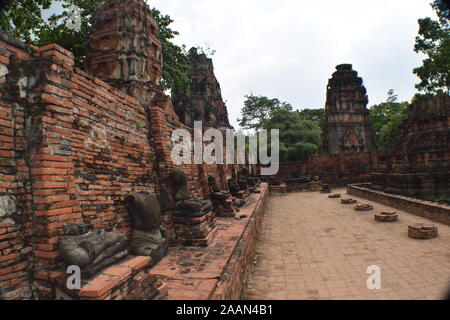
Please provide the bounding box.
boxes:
[25,44,83,298]
[147,106,176,243]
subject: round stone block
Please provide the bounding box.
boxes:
[329,194,341,199]
[408,224,438,239]
[341,198,357,204]
[354,204,374,211]
[375,211,398,222]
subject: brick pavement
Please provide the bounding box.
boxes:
[243,189,450,300]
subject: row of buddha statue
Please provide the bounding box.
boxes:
[58,167,260,280]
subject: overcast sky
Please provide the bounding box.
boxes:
[148,0,437,128]
[45,1,438,128]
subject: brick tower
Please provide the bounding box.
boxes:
[321,64,374,154]
[85,0,162,105]
[172,48,232,129]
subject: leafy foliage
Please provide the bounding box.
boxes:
[238,94,293,130]
[34,0,103,66]
[1,0,191,93]
[263,109,321,162]
[0,0,52,42]
[369,90,408,149]
[297,108,325,130]
[151,8,191,93]
[413,0,450,94]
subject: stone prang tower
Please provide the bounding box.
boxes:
[85,0,163,105]
[321,64,374,154]
[172,48,232,129]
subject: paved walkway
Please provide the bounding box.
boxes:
[243,189,450,300]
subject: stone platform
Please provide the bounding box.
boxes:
[51,256,168,300]
[173,211,216,247]
[348,184,450,226]
[286,181,322,192]
[149,183,269,300]
[269,184,287,194]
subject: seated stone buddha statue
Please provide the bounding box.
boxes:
[125,192,168,265]
[171,168,213,217]
[59,224,129,279]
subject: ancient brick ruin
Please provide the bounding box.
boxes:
[172,48,232,129]
[0,0,258,300]
[85,0,163,105]
[0,0,449,302]
[370,95,450,198]
[322,64,374,154]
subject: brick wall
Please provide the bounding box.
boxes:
[0,32,240,299]
[274,150,386,186]
[0,32,34,299]
[348,184,450,226]
[211,183,269,299]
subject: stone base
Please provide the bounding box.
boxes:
[375,212,399,222]
[211,199,236,218]
[150,183,269,300]
[354,204,374,211]
[269,184,287,194]
[347,184,450,226]
[341,198,357,204]
[173,211,216,247]
[408,224,438,239]
[329,194,341,198]
[51,256,168,300]
[131,230,168,267]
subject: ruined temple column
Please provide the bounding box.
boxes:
[172,48,233,129]
[85,0,163,105]
[322,64,374,154]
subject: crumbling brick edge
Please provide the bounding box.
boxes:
[147,183,269,300]
[210,183,269,300]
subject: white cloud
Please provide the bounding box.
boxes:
[149,0,437,128]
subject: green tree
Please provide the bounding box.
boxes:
[1,0,191,93]
[369,90,408,149]
[413,0,450,94]
[151,8,191,93]
[263,109,321,162]
[238,94,293,130]
[35,0,103,66]
[297,108,325,130]
[0,0,52,42]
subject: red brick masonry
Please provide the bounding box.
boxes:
[347,184,450,226]
[149,183,269,300]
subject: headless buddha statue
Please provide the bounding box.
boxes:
[172,168,212,217]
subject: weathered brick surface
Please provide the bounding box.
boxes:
[322,64,374,154]
[371,96,450,198]
[149,183,269,300]
[172,48,232,129]
[274,150,385,186]
[0,4,240,298]
[0,32,34,299]
[50,256,167,300]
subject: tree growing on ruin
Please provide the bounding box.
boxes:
[0,0,192,93]
[369,90,408,150]
[413,0,450,94]
[0,0,52,42]
[151,8,191,93]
